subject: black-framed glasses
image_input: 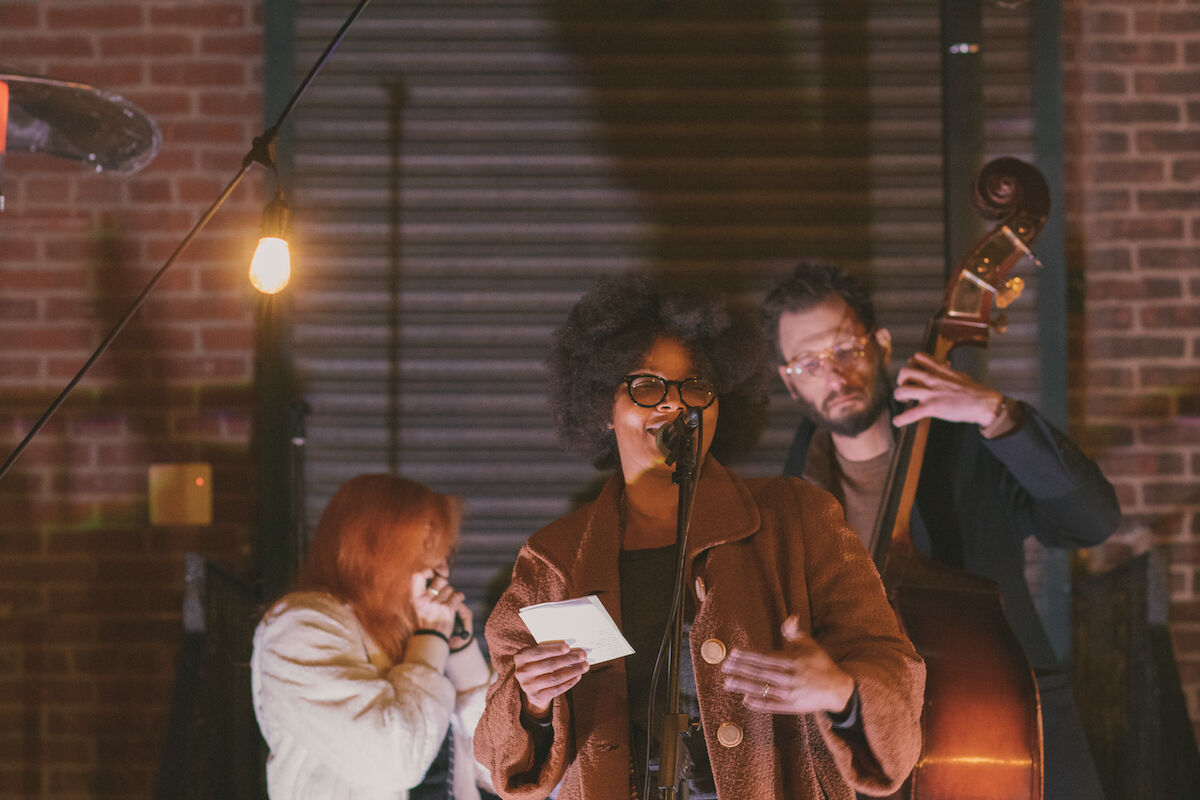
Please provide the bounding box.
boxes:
[783,333,873,380]
[622,374,717,409]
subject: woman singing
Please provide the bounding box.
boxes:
[474,273,924,800]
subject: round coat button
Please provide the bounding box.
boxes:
[694,576,707,602]
[700,638,726,665]
[716,722,743,748]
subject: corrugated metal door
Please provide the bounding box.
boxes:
[287,0,1038,609]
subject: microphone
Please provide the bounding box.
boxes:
[655,408,701,458]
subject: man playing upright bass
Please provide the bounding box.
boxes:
[761,261,1120,800]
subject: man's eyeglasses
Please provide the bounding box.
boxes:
[622,374,717,409]
[783,334,873,380]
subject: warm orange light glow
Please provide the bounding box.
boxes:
[249,236,291,294]
[916,756,1035,767]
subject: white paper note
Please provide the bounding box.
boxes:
[518,595,635,666]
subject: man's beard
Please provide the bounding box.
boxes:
[795,355,891,437]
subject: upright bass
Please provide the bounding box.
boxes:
[872,157,1050,800]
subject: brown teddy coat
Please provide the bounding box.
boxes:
[474,459,924,799]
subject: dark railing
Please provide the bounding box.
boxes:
[156,554,266,800]
[1074,551,1200,799]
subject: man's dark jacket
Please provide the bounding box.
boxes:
[784,401,1119,671]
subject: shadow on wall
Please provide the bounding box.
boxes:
[0,219,256,795]
[0,468,37,797]
[545,0,876,293]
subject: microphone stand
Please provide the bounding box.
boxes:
[650,409,703,800]
[0,0,379,482]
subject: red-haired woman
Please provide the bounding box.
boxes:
[251,474,496,799]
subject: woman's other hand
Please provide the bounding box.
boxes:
[512,641,589,719]
[721,615,855,717]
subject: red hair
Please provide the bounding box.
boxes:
[294,474,461,662]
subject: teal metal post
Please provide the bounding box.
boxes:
[1031,0,1073,663]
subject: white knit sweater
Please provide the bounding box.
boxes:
[251,591,495,799]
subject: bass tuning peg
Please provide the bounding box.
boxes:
[995,276,1024,309]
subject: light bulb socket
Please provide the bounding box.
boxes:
[259,192,290,238]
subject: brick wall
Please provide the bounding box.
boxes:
[0,2,262,797]
[1062,0,1200,736]
[2,0,1198,796]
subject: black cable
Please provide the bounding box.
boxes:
[0,0,378,482]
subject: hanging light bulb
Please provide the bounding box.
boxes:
[249,191,291,294]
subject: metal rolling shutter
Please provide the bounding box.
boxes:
[286,0,1038,611]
